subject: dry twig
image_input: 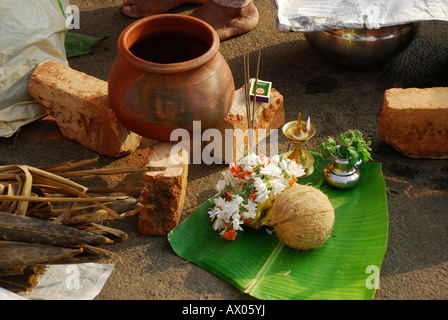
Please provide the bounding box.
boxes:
[0,158,149,283]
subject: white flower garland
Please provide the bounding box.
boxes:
[208,153,305,240]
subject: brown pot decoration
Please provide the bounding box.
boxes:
[108,14,235,141]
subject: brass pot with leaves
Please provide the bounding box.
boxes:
[319,130,372,190]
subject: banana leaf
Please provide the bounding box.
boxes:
[168,152,388,300]
[65,32,113,58]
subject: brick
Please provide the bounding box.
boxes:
[212,86,285,162]
[28,60,141,158]
[139,142,188,236]
[378,87,448,159]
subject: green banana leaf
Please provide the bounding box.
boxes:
[168,152,388,300]
[65,32,113,58]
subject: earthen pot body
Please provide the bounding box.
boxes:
[108,14,235,141]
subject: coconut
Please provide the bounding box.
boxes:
[270,184,335,250]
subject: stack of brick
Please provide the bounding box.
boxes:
[28,60,141,158]
[378,87,448,159]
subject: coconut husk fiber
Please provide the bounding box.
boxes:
[270,184,335,250]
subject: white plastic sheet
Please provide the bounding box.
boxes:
[0,263,114,300]
[271,0,448,32]
[0,0,70,137]
[24,263,114,300]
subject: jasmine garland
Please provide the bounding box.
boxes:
[208,153,306,240]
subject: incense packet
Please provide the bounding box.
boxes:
[249,79,272,103]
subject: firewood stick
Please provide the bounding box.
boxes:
[0,195,127,203]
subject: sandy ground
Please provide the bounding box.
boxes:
[1,0,447,300]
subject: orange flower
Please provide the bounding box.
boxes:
[230,165,240,175]
[223,228,237,241]
[242,217,252,224]
[230,165,252,180]
[225,190,235,201]
[242,170,252,179]
[249,192,256,201]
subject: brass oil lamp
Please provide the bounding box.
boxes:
[282,113,316,177]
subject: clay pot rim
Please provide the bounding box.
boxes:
[118,14,220,74]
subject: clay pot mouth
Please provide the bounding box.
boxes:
[118,14,219,73]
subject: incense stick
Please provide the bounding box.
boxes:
[243,49,262,155]
[243,52,253,154]
[252,49,261,140]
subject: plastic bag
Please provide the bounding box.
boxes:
[0,0,70,137]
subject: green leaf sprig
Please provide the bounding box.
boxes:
[65,32,113,58]
[319,129,373,166]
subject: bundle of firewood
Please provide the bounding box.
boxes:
[0,158,151,293]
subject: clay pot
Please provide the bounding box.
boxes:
[108,14,235,141]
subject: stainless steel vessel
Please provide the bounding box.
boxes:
[305,24,419,68]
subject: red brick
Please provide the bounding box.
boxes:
[28,60,141,158]
[213,86,285,162]
[378,87,448,159]
[139,142,188,236]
